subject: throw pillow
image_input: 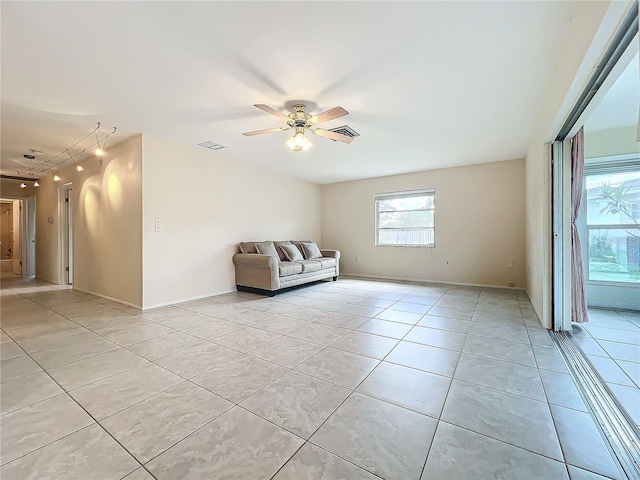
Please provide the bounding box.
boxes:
[255,241,279,258]
[291,240,311,256]
[238,242,258,254]
[280,244,304,262]
[300,241,323,259]
[274,241,293,261]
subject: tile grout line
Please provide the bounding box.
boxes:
[2,277,561,479]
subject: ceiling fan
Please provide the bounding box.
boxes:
[242,104,355,151]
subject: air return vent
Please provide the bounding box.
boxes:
[327,125,360,140]
[198,141,228,151]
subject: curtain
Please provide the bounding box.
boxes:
[571,127,589,323]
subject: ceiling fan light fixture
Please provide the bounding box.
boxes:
[286,130,312,151]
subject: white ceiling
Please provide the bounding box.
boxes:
[585,53,639,133]
[1,1,577,184]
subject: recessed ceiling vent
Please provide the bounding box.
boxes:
[198,141,228,151]
[327,125,360,141]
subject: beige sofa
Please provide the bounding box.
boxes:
[233,240,340,296]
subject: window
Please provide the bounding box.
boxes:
[585,161,640,284]
[375,189,435,247]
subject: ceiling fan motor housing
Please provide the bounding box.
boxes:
[289,104,311,128]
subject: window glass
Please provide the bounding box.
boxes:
[375,190,435,247]
[586,170,640,283]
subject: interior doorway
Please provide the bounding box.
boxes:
[0,197,36,277]
[0,201,15,272]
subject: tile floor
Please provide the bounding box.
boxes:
[0,273,626,480]
[572,307,640,430]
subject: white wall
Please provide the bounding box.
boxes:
[524,0,623,326]
[585,126,639,158]
[141,135,321,309]
[321,159,526,288]
[35,135,143,306]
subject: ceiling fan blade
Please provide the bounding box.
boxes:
[312,128,354,144]
[254,104,291,121]
[309,106,349,125]
[242,127,290,136]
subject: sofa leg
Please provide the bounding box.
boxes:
[333,276,338,281]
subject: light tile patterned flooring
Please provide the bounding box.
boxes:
[0,273,625,480]
[573,308,640,430]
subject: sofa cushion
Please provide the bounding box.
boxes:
[238,242,259,254]
[301,242,323,260]
[274,241,293,261]
[316,257,337,269]
[280,244,304,262]
[278,262,303,277]
[298,260,322,273]
[255,241,279,258]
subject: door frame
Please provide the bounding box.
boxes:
[23,195,36,277]
[58,184,73,285]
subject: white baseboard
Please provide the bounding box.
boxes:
[73,287,142,309]
[341,272,525,291]
[142,289,237,311]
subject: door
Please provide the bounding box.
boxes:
[12,199,21,275]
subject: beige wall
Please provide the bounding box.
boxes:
[321,159,525,288]
[35,136,143,307]
[141,135,321,309]
[1,179,37,198]
[524,0,617,326]
[585,126,639,158]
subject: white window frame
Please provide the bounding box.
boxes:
[374,189,435,247]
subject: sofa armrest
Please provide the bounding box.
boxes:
[233,253,278,268]
[233,254,280,291]
[320,249,340,277]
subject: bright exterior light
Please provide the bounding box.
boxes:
[34,181,40,187]
[76,164,84,172]
[53,175,61,182]
[20,183,26,189]
[95,148,104,156]
[286,131,312,151]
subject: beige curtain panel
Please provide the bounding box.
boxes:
[571,127,589,324]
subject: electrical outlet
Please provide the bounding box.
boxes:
[528,266,533,275]
[445,260,450,265]
[154,224,160,233]
[155,214,161,222]
[355,256,359,262]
